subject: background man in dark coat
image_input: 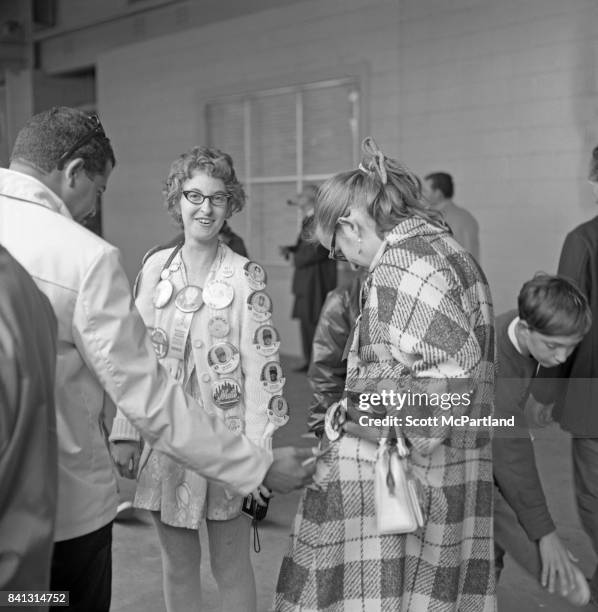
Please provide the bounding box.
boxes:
[280,185,337,372]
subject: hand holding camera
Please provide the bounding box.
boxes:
[242,484,272,521]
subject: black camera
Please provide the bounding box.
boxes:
[241,493,269,521]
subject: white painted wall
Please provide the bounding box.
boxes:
[397,0,598,312]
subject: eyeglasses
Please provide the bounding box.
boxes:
[182,190,230,208]
[329,218,348,262]
[56,115,107,171]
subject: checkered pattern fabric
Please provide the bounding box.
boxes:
[275,217,496,611]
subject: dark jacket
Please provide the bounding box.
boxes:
[290,216,337,323]
[307,275,363,437]
[0,245,58,591]
[493,311,555,541]
[532,216,598,435]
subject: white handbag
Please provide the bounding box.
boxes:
[374,433,425,534]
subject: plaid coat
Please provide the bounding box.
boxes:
[275,217,496,611]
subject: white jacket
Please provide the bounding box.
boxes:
[0,169,272,541]
[111,244,286,449]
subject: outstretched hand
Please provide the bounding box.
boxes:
[263,446,317,494]
[110,440,141,479]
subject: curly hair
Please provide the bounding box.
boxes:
[11,106,115,176]
[164,146,246,228]
[314,137,447,240]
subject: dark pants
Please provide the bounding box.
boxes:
[494,486,542,582]
[50,522,112,612]
[572,437,598,599]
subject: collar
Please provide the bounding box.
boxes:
[368,216,446,271]
[507,316,524,355]
[0,167,72,219]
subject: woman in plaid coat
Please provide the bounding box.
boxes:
[275,138,496,611]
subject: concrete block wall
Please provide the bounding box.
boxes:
[98,0,400,357]
[97,0,598,353]
[397,0,598,312]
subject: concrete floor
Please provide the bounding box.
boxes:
[111,356,597,611]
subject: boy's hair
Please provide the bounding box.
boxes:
[518,273,592,337]
[11,106,115,176]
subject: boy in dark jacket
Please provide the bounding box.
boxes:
[494,273,591,606]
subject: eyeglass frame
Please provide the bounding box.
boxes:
[56,114,107,171]
[329,217,348,262]
[182,190,230,208]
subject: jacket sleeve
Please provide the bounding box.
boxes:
[493,381,555,541]
[110,254,161,442]
[307,288,351,436]
[238,266,285,449]
[74,246,272,495]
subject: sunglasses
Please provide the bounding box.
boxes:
[56,115,108,171]
[328,218,348,262]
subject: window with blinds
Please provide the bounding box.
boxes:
[206,79,360,264]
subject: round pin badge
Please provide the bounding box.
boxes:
[253,324,280,357]
[221,265,234,278]
[324,401,346,442]
[169,260,181,273]
[204,281,234,309]
[208,316,230,338]
[175,285,203,313]
[225,416,243,434]
[267,396,289,428]
[211,378,242,409]
[248,290,272,322]
[207,342,240,375]
[160,269,171,281]
[260,361,285,393]
[150,327,169,359]
[153,279,174,309]
[243,261,267,290]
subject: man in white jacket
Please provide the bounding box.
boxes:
[0,107,314,611]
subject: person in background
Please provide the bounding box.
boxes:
[533,144,598,606]
[0,245,57,603]
[111,146,286,612]
[279,185,337,372]
[276,138,495,611]
[0,106,314,612]
[424,171,480,261]
[494,274,590,607]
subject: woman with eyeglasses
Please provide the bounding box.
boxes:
[275,138,496,611]
[111,146,286,612]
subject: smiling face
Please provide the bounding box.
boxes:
[180,170,229,245]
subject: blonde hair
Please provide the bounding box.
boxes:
[314,137,447,239]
